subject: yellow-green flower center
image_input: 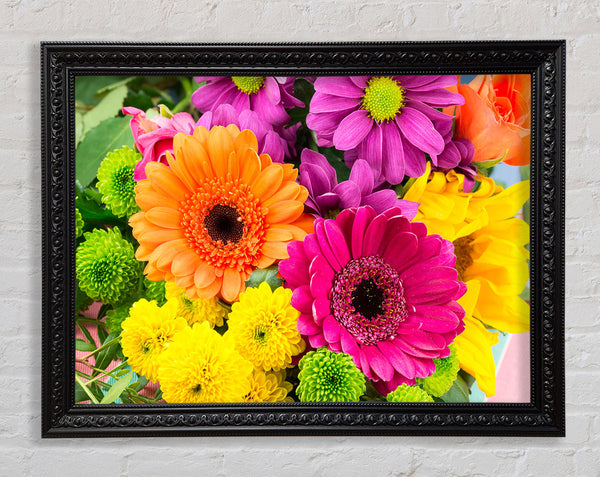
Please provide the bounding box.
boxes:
[232,76,265,95]
[362,76,405,123]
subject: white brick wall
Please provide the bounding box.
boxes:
[1,0,598,475]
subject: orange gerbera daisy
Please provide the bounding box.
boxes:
[130,125,313,302]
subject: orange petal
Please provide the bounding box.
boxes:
[261,182,301,208]
[221,268,242,302]
[194,261,217,288]
[147,164,188,202]
[227,150,240,179]
[174,274,194,289]
[259,153,272,169]
[145,269,165,281]
[264,226,293,242]
[193,125,209,144]
[207,126,234,178]
[261,241,290,260]
[266,200,304,224]
[239,148,261,184]
[292,214,316,234]
[177,134,212,181]
[252,164,283,200]
[139,229,184,247]
[256,254,276,269]
[196,276,221,300]
[153,239,189,271]
[135,245,153,261]
[166,150,197,192]
[171,251,202,277]
[145,207,182,229]
[270,223,309,240]
[234,129,259,157]
[281,163,298,182]
[225,124,241,139]
[135,187,180,211]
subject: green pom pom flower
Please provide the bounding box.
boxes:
[416,343,460,397]
[144,279,167,306]
[97,146,141,218]
[105,301,134,335]
[386,384,434,403]
[297,348,366,402]
[75,207,84,238]
[76,227,142,305]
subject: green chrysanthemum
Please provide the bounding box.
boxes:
[144,279,167,306]
[386,384,434,403]
[75,207,84,238]
[105,301,134,335]
[416,343,460,397]
[97,146,140,218]
[76,227,142,305]
[297,348,366,402]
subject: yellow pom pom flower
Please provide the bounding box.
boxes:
[120,299,188,382]
[227,282,305,372]
[243,369,293,403]
[164,282,227,328]
[404,163,530,397]
[158,322,253,403]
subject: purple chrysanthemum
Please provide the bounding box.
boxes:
[299,149,418,219]
[191,76,304,127]
[306,76,465,184]
[197,104,299,163]
[279,206,466,395]
[431,137,478,192]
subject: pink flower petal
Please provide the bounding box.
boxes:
[377,340,416,378]
[407,88,465,107]
[361,213,387,256]
[381,121,405,184]
[324,219,351,267]
[351,206,376,259]
[314,77,365,98]
[322,314,341,343]
[297,313,321,335]
[349,159,375,196]
[309,333,328,348]
[404,280,462,305]
[310,271,332,298]
[290,285,313,313]
[263,77,281,104]
[362,345,395,382]
[357,122,383,174]
[333,109,373,150]
[310,92,362,113]
[381,232,419,271]
[252,89,290,126]
[313,299,331,325]
[412,304,461,333]
[396,106,445,155]
[315,220,342,271]
[340,327,360,358]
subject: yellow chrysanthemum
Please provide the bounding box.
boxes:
[404,163,530,397]
[227,282,305,372]
[164,282,227,328]
[158,322,253,403]
[243,369,293,403]
[120,299,188,382]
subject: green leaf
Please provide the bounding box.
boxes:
[82,85,128,135]
[75,339,96,352]
[75,116,135,187]
[124,89,154,112]
[475,150,508,170]
[75,76,124,106]
[94,332,120,372]
[319,147,350,182]
[75,380,91,403]
[76,321,97,349]
[96,77,135,95]
[245,265,283,290]
[100,370,133,404]
[75,111,85,146]
[133,375,149,392]
[438,375,470,403]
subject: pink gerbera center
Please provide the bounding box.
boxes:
[331,256,408,345]
[361,77,406,123]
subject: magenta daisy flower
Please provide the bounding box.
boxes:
[279,206,466,395]
[306,76,465,184]
[191,76,304,127]
[299,149,418,219]
[197,104,300,163]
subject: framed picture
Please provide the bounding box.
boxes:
[41,41,565,437]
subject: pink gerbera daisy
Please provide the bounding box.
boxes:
[306,76,465,184]
[191,76,304,127]
[279,206,466,395]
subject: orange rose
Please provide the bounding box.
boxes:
[449,75,531,166]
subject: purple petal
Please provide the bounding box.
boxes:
[333,109,373,150]
[435,141,461,169]
[357,122,383,174]
[251,89,290,126]
[405,100,454,137]
[191,82,237,112]
[361,190,399,214]
[381,121,405,184]
[314,193,341,215]
[314,77,365,98]
[395,75,441,89]
[263,77,281,104]
[300,149,337,187]
[348,159,374,196]
[261,131,284,163]
[401,137,427,177]
[395,199,419,221]
[406,89,465,107]
[405,75,458,91]
[310,92,362,113]
[396,106,445,155]
[306,110,350,139]
[301,163,335,196]
[350,76,369,89]
[212,104,239,127]
[333,181,362,209]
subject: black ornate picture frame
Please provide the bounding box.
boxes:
[41,41,565,437]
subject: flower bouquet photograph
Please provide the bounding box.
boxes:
[72,72,531,406]
[41,42,565,437]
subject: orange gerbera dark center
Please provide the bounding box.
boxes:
[179,178,266,271]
